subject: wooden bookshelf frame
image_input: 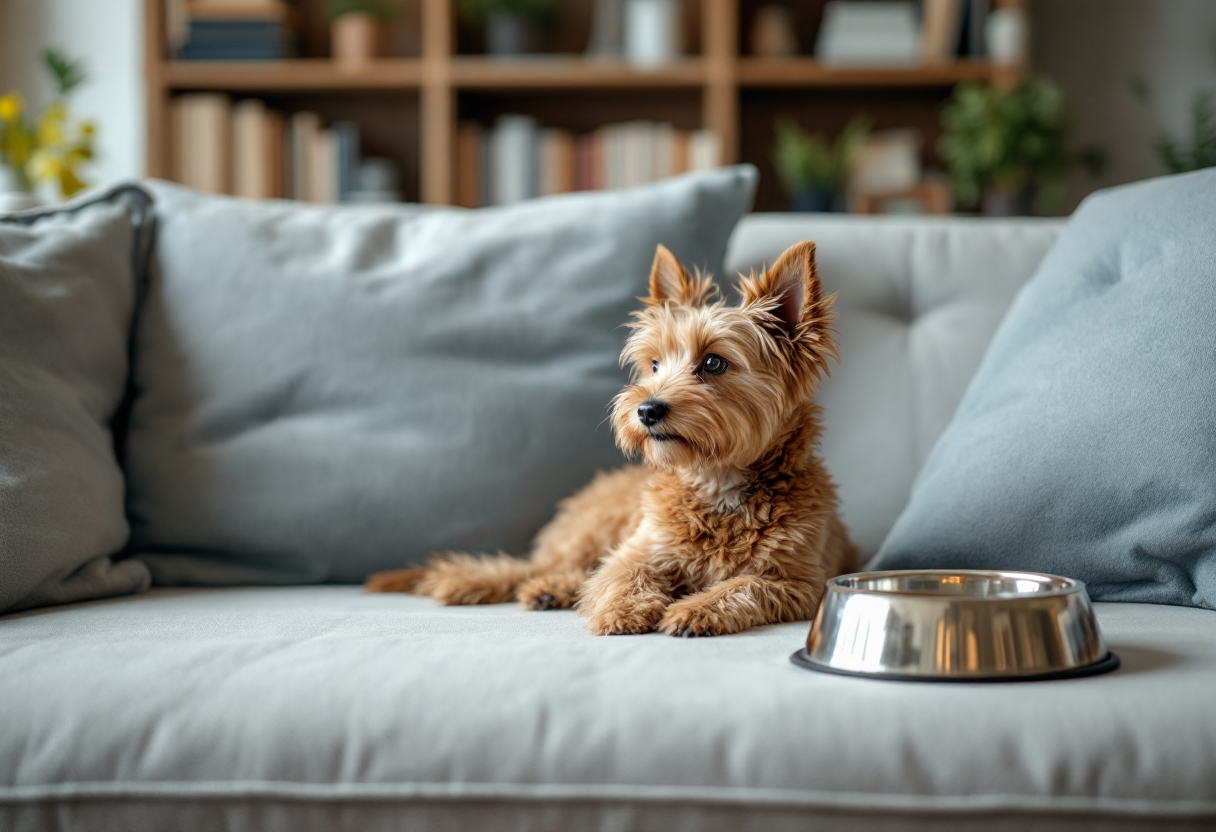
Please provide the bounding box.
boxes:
[143,0,1027,206]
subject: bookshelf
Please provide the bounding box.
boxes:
[143,0,1027,210]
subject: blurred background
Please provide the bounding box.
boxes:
[0,0,1213,215]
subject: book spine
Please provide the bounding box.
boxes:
[455,122,483,208]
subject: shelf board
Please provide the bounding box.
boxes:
[738,58,1002,88]
[163,59,424,91]
[451,57,706,90]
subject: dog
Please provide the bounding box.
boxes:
[366,240,860,636]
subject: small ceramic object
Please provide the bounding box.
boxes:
[750,5,799,58]
[624,0,682,68]
[486,13,545,57]
[332,12,386,66]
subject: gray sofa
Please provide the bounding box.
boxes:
[3,208,1215,832]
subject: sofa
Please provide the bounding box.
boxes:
[2,174,1214,832]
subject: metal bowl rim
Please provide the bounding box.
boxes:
[827,569,1083,599]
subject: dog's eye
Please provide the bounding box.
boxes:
[652,359,659,373]
[702,354,728,375]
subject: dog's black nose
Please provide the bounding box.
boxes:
[637,400,668,427]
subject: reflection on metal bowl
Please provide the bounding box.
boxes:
[792,570,1119,682]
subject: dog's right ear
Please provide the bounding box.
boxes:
[647,244,693,306]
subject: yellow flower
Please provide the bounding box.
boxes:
[79,120,95,137]
[0,92,22,122]
[28,149,63,185]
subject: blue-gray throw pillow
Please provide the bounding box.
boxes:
[127,168,757,585]
[0,185,154,613]
[872,170,1216,610]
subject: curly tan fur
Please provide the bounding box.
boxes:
[366,241,860,636]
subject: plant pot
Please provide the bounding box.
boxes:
[0,191,45,214]
[331,12,386,66]
[624,0,682,68]
[790,187,845,213]
[982,188,1033,216]
[486,13,545,57]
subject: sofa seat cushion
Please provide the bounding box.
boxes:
[2,589,1214,831]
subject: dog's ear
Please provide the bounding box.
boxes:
[647,245,695,306]
[742,241,829,340]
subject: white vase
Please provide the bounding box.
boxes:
[624,0,681,68]
[985,7,1028,66]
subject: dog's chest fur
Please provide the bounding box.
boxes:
[640,418,834,589]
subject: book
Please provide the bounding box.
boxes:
[537,128,576,197]
[489,116,537,206]
[689,129,721,171]
[174,93,232,194]
[233,98,271,198]
[309,128,339,204]
[186,0,297,23]
[815,1,921,66]
[332,121,360,203]
[289,110,320,201]
[455,122,483,208]
[921,0,964,63]
[178,20,297,60]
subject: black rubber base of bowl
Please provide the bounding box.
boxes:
[789,649,1121,683]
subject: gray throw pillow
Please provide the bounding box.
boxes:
[0,185,153,613]
[127,168,757,584]
[872,170,1216,610]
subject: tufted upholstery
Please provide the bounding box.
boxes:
[725,215,1067,558]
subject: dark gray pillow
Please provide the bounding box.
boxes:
[872,170,1216,610]
[128,168,757,584]
[0,186,153,613]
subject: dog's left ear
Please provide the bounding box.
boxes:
[742,241,829,341]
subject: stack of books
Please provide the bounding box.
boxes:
[921,0,991,62]
[171,94,372,203]
[456,117,723,207]
[172,0,299,61]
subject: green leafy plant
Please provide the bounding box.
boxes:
[0,49,95,197]
[327,0,398,21]
[772,117,869,193]
[938,76,1100,213]
[456,0,559,25]
[1143,87,1216,173]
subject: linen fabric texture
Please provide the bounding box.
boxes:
[0,185,153,613]
[126,169,757,585]
[1,588,1214,832]
[873,170,1216,609]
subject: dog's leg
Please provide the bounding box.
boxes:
[577,537,673,635]
[658,575,824,637]
[517,568,588,610]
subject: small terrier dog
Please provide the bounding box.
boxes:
[366,241,860,636]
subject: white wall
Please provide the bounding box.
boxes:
[0,0,144,190]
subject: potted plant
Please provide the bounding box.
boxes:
[938,76,1101,215]
[458,0,559,57]
[772,117,868,212]
[0,49,95,210]
[329,0,397,65]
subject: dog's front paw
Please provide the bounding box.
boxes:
[585,600,665,636]
[658,599,742,637]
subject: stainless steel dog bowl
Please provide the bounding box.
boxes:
[791,570,1119,682]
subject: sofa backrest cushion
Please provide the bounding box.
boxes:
[127,168,757,584]
[0,186,153,613]
[727,214,1065,558]
[872,170,1216,610]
